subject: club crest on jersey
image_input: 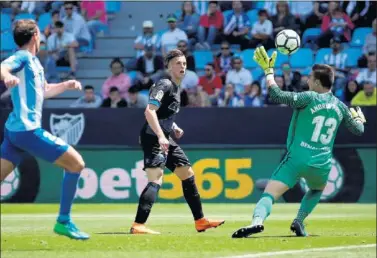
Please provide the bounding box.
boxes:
[155,90,164,101]
[50,113,85,145]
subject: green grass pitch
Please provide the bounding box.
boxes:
[1,204,376,258]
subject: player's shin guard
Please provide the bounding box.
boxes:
[57,170,80,223]
[252,193,274,223]
[182,176,204,220]
[296,189,323,223]
[134,182,161,224]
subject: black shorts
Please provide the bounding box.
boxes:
[140,133,191,172]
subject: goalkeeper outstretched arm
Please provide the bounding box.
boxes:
[340,103,365,136]
[253,46,313,109]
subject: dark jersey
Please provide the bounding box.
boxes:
[142,79,181,136]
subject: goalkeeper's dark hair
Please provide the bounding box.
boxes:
[164,49,184,68]
[312,64,334,89]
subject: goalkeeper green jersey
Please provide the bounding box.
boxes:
[269,85,364,170]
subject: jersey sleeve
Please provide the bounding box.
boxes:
[339,102,364,136]
[1,52,27,73]
[148,80,170,108]
[268,85,314,109]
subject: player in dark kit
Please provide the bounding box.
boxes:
[130,49,225,234]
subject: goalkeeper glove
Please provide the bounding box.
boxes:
[253,46,277,76]
[350,106,366,123]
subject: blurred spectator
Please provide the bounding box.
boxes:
[128,86,148,108]
[341,1,372,27]
[44,10,61,38]
[323,37,349,98]
[225,56,253,95]
[178,1,200,45]
[271,1,299,37]
[47,21,79,78]
[290,1,313,23]
[160,14,188,56]
[21,1,46,15]
[37,34,58,82]
[220,1,252,12]
[356,54,376,85]
[70,85,102,108]
[181,70,199,91]
[244,81,264,107]
[0,81,12,109]
[134,21,159,58]
[81,0,107,40]
[250,10,274,50]
[186,87,211,107]
[214,41,234,82]
[193,0,209,15]
[197,1,223,50]
[305,1,330,29]
[351,81,376,106]
[177,40,196,71]
[288,71,305,92]
[318,4,354,48]
[136,44,165,90]
[223,1,250,50]
[102,58,132,100]
[198,63,222,104]
[218,83,244,107]
[344,80,360,104]
[101,87,128,108]
[62,2,92,47]
[358,19,376,68]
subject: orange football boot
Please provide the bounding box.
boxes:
[195,218,225,232]
[130,222,160,235]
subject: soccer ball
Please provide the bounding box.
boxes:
[1,169,20,201]
[299,158,344,201]
[275,29,301,55]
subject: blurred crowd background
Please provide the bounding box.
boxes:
[0,1,376,109]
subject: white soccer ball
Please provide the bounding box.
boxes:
[275,29,301,55]
[1,169,20,201]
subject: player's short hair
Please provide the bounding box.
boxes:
[84,85,94,91]
[13,19,38,47]
[312,64,334,89]
[164,49,184,68]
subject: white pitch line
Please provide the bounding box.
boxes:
[0,213,371,220]
[221,244,376,258]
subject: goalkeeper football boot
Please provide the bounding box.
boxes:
[130,222,160,235]
[290,219,308,237]
[232,217,264,238]
[54,221,90,240]
[195,218,225,232]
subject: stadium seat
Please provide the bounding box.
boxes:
[267,49,289,68]
[254,1,265,10]
[274,68,283,77]
[241,49,257,69]
[223,10,233,24]
[56,66,71,73]
[301,67,312,76]
[230,44,241,52]
[1,13,11,32]
[251,68,263,80]
[14,13,36,21]
[302,28,322,45]
[1,8,12,14]
[345,47,363,68]
[193,50,214,69]
[247,10,259,25]
[105,1,121,13]
[37,13,52,31]
[314,48,331,64]
[350,27,373,47]
[290,48,313,68]
[0,31,17,52]
[128,70,138,84]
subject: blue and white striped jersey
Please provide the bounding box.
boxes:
[2,50,45,131]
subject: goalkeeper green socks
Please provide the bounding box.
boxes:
[296,189,323,223]
[252,193,275,222]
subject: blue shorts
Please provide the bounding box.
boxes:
[0,128,69,166]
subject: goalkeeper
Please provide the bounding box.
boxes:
[232,47,366,238]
